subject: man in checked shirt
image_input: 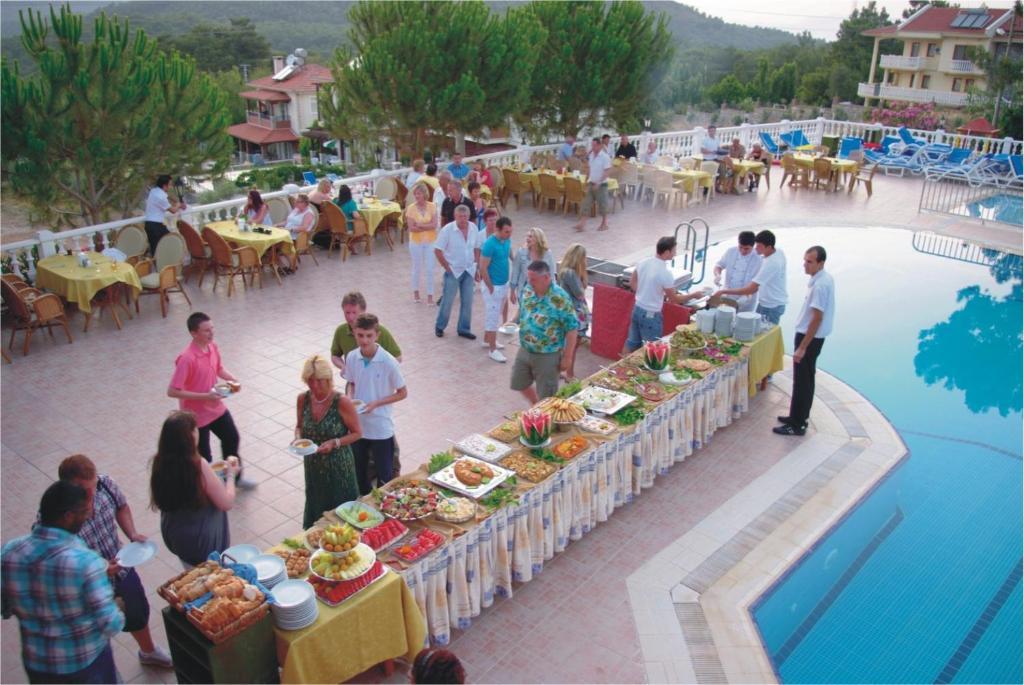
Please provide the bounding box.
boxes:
[2,481,125,683]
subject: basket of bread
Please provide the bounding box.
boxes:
[158,560,270,644]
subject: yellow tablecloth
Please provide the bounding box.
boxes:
[35,252,142,313]
[516,170,619,194]
[746,324,785,397]
[356,200,403,236]
[272,567,426,684]
[660,166,714,193]
[792,154,857,172]
[206,221,295,258]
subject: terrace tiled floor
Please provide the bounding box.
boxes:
[0,173,1010,683]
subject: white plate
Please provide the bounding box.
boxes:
[251,554,286,583]
[498,323,519,335]
[659,371,695,386]
[222,544,261,564]
[429,456,512,500]
[289,440,318,457]
[569,386,636,416]
[271,579,315,608]
[576,415,617,435]
[454,433,513,463]
[116,540,157,568]
[212,384,232,398]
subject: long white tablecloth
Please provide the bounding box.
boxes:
[398,358,750,644]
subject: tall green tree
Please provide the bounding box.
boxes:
[831,1,897,91]
[157,17,272,73]
[514,0,673,140]
[1,4,232,226]
[319,1,545,155]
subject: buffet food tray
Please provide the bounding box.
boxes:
[428,456,513,499]
[569,385,636,416]
[452,433,514,463]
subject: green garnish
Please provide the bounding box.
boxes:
[428,451,455,474]
[555,378,583,399]
[480,487,519,510]
[613,406,646,426]
[530,448,566,464]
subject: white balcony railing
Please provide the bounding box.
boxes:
[4,117,1020,281]
[857,82,971,107]
[947,59,983,74]
[879,55,926,70]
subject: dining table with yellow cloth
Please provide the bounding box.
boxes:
[268,543,427,684]
[792,154,858,190]
[659,166,714,194]
[205,221,295,258]
[356,199,403,236]
[516,169,619,195]
[745,323,785,397]
[34,252,142,313]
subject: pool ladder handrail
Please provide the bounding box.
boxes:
[672,218,710,286]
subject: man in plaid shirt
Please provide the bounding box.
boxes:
[47,455,173,669]
[2,481,124,683]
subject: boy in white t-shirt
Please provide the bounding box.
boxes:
[342,313,408,494]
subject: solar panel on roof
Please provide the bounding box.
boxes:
[950,14,966,27]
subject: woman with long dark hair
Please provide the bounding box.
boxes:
[242,188,269,224]
[333,184,362,233]
[151,411,238,568]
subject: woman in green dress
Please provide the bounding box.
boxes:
[295,354,362,529]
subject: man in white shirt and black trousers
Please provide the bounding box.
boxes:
[774,246,835,436]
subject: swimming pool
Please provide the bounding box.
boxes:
[963,192,1023,226]
[702,227,1023,683]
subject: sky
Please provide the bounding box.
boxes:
[677,0,1017,40]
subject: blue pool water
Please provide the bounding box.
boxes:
[964,192,1023,226]
[700,227,1022,683]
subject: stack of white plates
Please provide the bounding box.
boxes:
[734,312,760,341]
[250,554,287,589]
[714,305,736,337]
[270,580,318,631]
[694,309,716,334]
[222,544,261,565]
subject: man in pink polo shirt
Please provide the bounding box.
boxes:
[167,312,255,489]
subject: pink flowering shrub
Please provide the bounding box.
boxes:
[869,102,941,130]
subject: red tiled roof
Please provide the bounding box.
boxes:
[863,6,1019,37]
[227,123,298,145]
[239,89,290,102]
[957,117,1001,135]
[247,64,333,93]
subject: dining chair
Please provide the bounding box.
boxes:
[606,166,625,212]
[266,197,291,225]
[563,176,585,216]
[375,177,397,202]
[202,227,260,296]
[501,169,527,210]
[487,166,505,208]
[537,173,564,213]
[651,170,686,210]
[340,217,372,262]
[699,161,719,202]
[2,274,31,291]
[176,220,211,286]
[812,158,834,190]
[114,224,148,262]
[780,154,809,189]
[135,233,192,317]
[394,177,409,207]
[618,163,640,200]
[848,162,879,197]
[294,229,319,268]
[1,280,72,355]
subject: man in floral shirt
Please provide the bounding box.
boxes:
[511,260,578,403]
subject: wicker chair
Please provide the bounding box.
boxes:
[335,217,372,261]
[537,173,564,213]
[202,227,260,296]
[135,233,191,317]
[375,177,397,201]
[294,229,319,268]
[394,177,409,207]
[486,166,504,208]
[501,168,530,210]
[563,176,585,216]
[114,224,148,262]
[1,280,72,356]
[176,220,211,286]
[812,157,834,190]
[266,197,291,225]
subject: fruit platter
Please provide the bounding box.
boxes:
[309,543,376,582]
[552,435,590,461]
[272,548,311,579]
[435,496,478,523]
[391,528,446,563]
[308,561,388,607]
[672,326,707,354]
[519,409,552,448]
[642,340,672,372]
[428,456,512,499]
[499,451,558,483]
[453,433,513,463]
[576,415,618,435]
[569,385,636,415]
[488,420,520,444]
[360,518,409,552]
[535,397,586,424]
[319,523,360,554]
[378,485,439,521]
[335,500,385,529]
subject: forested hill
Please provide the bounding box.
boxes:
[2,0,799,65]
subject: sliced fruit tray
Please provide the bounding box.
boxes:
[360,518,409,553]
[390,528,446,563]
[307,560,387,607]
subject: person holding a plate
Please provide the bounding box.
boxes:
[40,455,173,669]
[295,354,362,528]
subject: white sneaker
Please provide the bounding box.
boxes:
[488,350,507,363]
[481,341,505,349]
[139,645,174,668]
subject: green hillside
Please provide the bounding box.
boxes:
[2,1,799,67]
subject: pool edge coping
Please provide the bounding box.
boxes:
[628,359,909,684]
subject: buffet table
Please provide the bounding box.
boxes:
[361,334,754,645]
[271,569,426,684]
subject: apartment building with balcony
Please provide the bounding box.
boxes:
[859,4,1022,108]
[227,56,333,164]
